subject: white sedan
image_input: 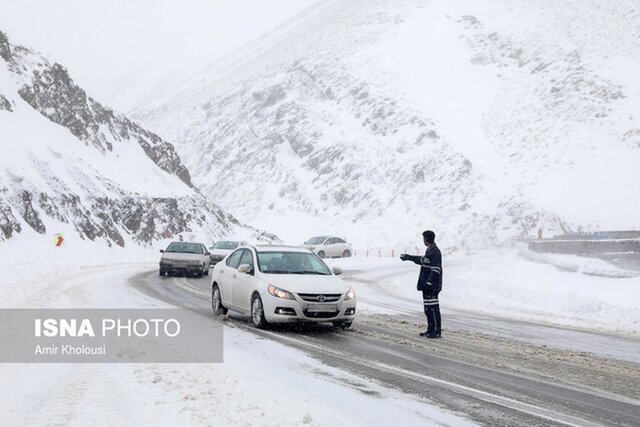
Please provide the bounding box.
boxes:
[302,236,353,258]
[210,245,356,328]
[208,240,246,265]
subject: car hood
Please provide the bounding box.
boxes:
[261,274,349,294]
[161,253,202,262]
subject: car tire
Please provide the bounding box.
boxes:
[317,250,326,258]
[250,294,268,329]
[342,250,351,258]
[211,285,228,316]
[203,266,209,276]
[159,269,165,276]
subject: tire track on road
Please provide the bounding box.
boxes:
[129,269,640,426]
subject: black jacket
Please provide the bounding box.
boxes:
[406,244,442,293]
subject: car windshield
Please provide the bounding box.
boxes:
[213,241,239,250]
[257,252,331,275]
[165,242,203,254]
[305,236,328,245]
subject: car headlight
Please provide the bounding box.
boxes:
[267,285,295,300]
[345,287,356,301]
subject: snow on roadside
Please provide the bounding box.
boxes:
[329,249,640,335]
[0,245,474,426]
[519,249,639,278]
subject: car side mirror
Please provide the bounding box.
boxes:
[205,251,211,256]
[238,264,252,274]
[160,249,164,253]
[332,267,342,275]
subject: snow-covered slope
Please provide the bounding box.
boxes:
[135,0,640,248]
[0,30,270,247]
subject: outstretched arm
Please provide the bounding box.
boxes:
[400,254,422,265]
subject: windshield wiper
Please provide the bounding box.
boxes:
[264,270,294,274]
[295,271,329,275]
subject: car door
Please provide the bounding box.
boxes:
[200,244,209,269]
[334,238,347,256]
[219,249,243,308]
[233,249,256,312]
[325,237,338,257]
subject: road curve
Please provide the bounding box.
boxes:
[129,269,640,427]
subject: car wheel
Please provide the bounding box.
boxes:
[317,250,326,258]
[211,285,228,316]
[333,321,353,330]
[342,250,351,258]
[250,294,268,329]
[203,266,209,276]
[159,269,165,276]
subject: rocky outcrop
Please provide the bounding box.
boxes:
[0,94,11,111]
[0,31,11,61]
[1,30,191,187]
[0,187,247,246]
[0,197,22,240]
[0,29,270,247]
[136,57,484,244]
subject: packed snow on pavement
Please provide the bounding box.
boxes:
[0,240,474,426]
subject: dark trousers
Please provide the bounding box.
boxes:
[422,291,441,336]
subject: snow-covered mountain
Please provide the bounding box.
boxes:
[135,0,640,248]
[0,30,270,247]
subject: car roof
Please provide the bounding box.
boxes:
[251,245,313,253]
[168,241,204,245]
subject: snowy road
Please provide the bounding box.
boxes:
[130,267,640,427]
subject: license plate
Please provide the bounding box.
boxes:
[306,304,337,313]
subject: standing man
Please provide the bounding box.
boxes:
[400,230,442,338]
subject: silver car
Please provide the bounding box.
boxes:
[159,242,210,278]
[302,236,353,258]
[208,240,247,265]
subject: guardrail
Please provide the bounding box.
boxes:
[528,238,640,255]
[352,247,423,257]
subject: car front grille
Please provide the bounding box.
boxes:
[297,293,342,303]
[303,310,339,319]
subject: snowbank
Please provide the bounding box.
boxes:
[331,249,640,335]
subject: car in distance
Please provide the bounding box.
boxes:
[302,236,353,258]
[210,245,356,329]
[208,240,247,265]
[159,242,210,278]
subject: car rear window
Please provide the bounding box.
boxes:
[214,241,240,250]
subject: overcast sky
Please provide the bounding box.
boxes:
[0,0,317,111]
